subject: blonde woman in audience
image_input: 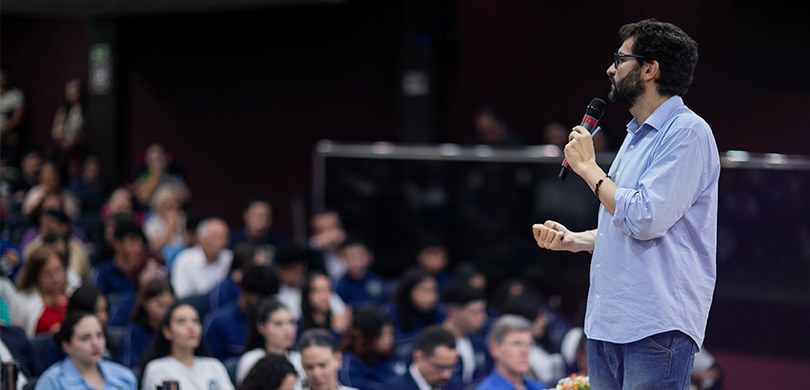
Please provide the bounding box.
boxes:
[143,182,187,265]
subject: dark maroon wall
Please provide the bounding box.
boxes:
[3,0,809,235]
[0,17,87,151]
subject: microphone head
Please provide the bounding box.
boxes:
[586,98,607,118]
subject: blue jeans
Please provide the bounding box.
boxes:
[588,330,698,390]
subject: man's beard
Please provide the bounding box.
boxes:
[608,68,644,110]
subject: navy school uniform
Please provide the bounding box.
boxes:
[206,275,240,314]
[203,301,248,361]
[90,260,138,296]
[384,367,463,390]
[0,325,40,377]
[115,322,154,368]
[450,333,492,388]
[335,271,388,309]
[339,351,404,390]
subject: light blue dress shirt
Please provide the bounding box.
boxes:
[34,357,137,390]
[586,96,720,348]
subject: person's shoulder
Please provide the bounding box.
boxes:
[383,372,416,389]
[100,359,137,380]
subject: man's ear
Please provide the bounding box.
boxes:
[413,349,424,363]
[643,59,660,82]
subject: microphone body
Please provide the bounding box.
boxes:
[559,98,607,181]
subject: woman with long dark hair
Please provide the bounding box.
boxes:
[236,298,300,384]
[139,303,233,390]
[337,307,399,390]
[299,272,351,337]
[116,277,175,368]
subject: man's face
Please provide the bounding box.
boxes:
[244,202,271,234]
[491,331,532,377]
[414,345,457,388]
[608,38,645,110]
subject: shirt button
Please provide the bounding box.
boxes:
[599,233,604,237]
[596,263,601,268]
[630,144,635,149]
[596,294,601,299]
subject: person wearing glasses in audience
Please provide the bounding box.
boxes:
[385,325,461,390]
[532,19,719,389]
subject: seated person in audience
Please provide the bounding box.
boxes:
[36,311,137,390]
[0,324,40,384]
[131,142,190,211]
[21,161,80,220]
[0,239,22,281]
[299,328,358,390]
[240,353,299,390]
[414,232,452,291]
[171,217,232,300]
[44,283,111,368]
[9,247,68,337]
[308,210,347,282]
[384,267,443,360]
[30,232,83,294]
[90,220,147,298]
[143,183,188,266]
[440,281,490,387]
[338,306,401,390]
[298,272,351,337]
[275,245,346,321]
[492,279,571,354]
[230,196,284,249]
[115,277,175,369]
[335,234,387,309]
[476,315,544,390]
[384,325,461,390]
[22,209,90,281]
[88,210,136,268]
[236,298,301,385]
[500,291,567,386]
[140,303,234,390]
[204,264,278,361]
[207,242,262,314]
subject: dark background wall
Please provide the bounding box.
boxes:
[3,1,809,233]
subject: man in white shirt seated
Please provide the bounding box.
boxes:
[171,218,232,299]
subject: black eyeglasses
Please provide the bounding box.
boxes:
[613,52,646,69]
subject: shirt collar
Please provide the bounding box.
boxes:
[410,363,433,390]
[60,358,89,386]
[626,95,684,135]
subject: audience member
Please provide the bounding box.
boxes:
[50,79,86,178]
[88,210,135,268]
[35,311,137,390]
[385,267,443,361]
[470,104,524,147]
[230,196,284,249]
[298,272,351,337]
[131,142,190,210]
[541,120,569,151]
[384,325,461,390]
[69,153,107,233]
[239,353,298,390]
[236,298,301,385]
[170,217,232,299]
[414,232,451,291]
[207,241,262,313]
[143,183,188,266]
[0,324,40,383]
[42,283,111,368]
[0,64,26,167]
[0,239,22,281]
[501,291,567,386]
[338,306,400,390]
[440,281,490,387]
[140,303,234,390]
[335,234,387,309]
[476,315,544,390]
[5,148,42,206]
[275,245,344,321]
[21,161,79,220]
[22,209,90,281]
[204,264,278,361]
[308,210,347,281]
[90,220,146,298]
[298,328,358,390]
[115,277,175,369]
[9,247,68,337]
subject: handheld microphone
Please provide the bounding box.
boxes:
[559,98,607,181]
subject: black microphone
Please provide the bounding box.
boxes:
[559,98,607,181]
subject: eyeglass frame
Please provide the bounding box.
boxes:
[613,52,647,69]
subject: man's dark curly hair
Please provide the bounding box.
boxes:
[620,19,699,97]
